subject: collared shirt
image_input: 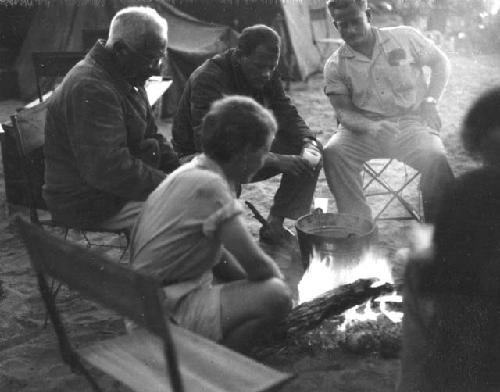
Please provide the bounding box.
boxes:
[43,40,166,227]
[324,26,441,119]
[172,48,312,158]
[130,154,243,283]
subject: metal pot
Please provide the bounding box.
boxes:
[295,210,375,269]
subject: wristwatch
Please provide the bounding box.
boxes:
[423,96,437,105]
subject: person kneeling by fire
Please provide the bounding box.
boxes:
[397,87,500,392]
[130,95,292,353]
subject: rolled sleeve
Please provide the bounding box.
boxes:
[323,53,349,96]
[402,26,442,66]
[68,81,166,200]
[202,199,244,238]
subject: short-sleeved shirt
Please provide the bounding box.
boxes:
[130,154,243,284]
[324,26,441,119]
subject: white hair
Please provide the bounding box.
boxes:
[107,6,168,49]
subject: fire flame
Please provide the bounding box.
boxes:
[297,246,404,326]
[297,247,393,304]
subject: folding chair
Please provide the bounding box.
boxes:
[363,158,423,222]
[16,217,292,392]
[7,102,129,256]
[308,6,343,63]
[32,51,85,102]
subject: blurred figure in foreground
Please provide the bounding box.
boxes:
[131,96,292,353]
[398,87,500,392]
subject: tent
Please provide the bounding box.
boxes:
[14,0,326,114]
[169,0,325,79]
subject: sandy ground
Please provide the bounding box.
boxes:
[0,52,499,392]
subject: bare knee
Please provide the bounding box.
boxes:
[323,140,340,159]
[259,278,293,321]
[414,149,451,173]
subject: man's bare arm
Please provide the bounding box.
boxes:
[420,47,450,130]
[219,215,284,281]
[425,46,450,102]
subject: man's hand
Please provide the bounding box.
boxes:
[273,154,314,177]
[421,102,441,131]
[371,120,400,142]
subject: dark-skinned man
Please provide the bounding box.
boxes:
[172,24,322,244]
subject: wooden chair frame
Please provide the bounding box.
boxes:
[8,104,129,255]
[16,217,292,392]
[17,217,184,392]
[32,51,85,102]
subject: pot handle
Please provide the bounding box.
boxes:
[312,207,324,216]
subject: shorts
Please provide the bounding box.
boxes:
[162,272,223,342]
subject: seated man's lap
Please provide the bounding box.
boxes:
[393,125,449,166]
[324,127,382,163]
[325,122,447,164]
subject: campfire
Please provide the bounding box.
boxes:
[267,220,435,359]
[258,209,428,359]
[297,248,395,304]
[250,210,436,360]
[294,246,403,357]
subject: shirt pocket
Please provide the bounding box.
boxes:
[381,57,416,96]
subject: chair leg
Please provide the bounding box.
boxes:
[69,354,105,392]
[43,279,64,328]
[118,233,130,262]
[38,273,104,392]
[371,172,422,221]
[363,160,393,191]
[364,161,423,221]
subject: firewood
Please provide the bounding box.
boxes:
[340,314,402,358]
[278,278,394,336]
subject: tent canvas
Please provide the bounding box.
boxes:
[170,0,324,80]
[14,0,328,114]
[15,1,239,101]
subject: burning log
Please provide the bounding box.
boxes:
[278,278,394,336]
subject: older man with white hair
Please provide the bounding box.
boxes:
[43,6,179,232]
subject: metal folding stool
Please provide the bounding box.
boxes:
[363,158,423,222]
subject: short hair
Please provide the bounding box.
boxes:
[327,0,367,11]
[237,24,280,56]
[108,6,167,50]
[201,96,277,163]
[461,87,500,159]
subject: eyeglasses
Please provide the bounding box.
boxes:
[122,41,166,68]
